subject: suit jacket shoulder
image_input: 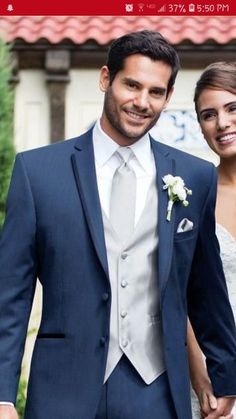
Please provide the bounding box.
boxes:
[150,136,214,170]
[18,128,93,162]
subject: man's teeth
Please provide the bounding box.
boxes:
[127,111,146,120]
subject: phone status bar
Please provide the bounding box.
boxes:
[124,2,231,14]
[0,0,233,15]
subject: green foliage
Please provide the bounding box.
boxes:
[16,378,27,418]
[0,39,25,416]
[0,38,15,229]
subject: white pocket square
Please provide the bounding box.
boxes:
[177,218,194,233]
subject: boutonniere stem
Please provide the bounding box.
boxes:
[163,175,192,221]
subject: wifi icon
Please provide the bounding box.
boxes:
[138,2,145,11]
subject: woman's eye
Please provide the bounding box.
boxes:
[201,112,216,121]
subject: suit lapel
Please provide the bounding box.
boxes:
[71,132,176,291]
[151,138,176,303]
[71,130,109,279]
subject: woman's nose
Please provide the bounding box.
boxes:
[217,112,231,130]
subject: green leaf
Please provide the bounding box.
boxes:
[0,38,15,231]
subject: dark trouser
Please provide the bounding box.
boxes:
[95,356,177,419]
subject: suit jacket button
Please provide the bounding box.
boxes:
[102,293,109,302]
[100,337,106,346]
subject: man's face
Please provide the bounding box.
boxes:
[99,54,173,146]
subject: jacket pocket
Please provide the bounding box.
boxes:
[174,227,198,242]
[37,333,65,339]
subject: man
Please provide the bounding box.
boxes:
[0,30,236,419]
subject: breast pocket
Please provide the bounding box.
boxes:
[174,227,198,242]
[172,227,199,279]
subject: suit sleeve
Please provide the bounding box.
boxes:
[0,153,37,403]
[187,165,236,397]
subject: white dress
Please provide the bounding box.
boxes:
[191,223,236,418]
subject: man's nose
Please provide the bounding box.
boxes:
[133,91,149,110]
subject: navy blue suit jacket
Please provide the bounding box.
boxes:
[0,129,236,419]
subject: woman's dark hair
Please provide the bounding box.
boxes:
[194,61,236,119]
[106,30,180,96]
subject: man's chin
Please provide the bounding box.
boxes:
[123,126,150,140]
[122,133,145,144]
[113,123,152,145]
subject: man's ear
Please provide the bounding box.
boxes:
[163,86,174,109]
[99,66,110,92]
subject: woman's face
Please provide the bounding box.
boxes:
[197,88,236,159]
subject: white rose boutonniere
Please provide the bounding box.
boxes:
[163,174,192,221]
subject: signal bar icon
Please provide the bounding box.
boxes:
[157,4,166,12]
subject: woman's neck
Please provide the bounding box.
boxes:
[218,157,236,186]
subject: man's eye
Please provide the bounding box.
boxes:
[229,105,236,113]
[151,90,164,97]
[127,82,138,89]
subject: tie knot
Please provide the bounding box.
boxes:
[117,147,133,165]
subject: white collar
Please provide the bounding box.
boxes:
[93,120,153,175]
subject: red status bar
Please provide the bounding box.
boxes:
[0,0,235,15]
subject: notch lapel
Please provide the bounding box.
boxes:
[151,138,176,303]
[71,130,109,279]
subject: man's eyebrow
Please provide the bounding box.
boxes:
[122,77,141,85]
[123,77,167,94]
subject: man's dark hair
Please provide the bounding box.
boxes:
[106,30,180,95]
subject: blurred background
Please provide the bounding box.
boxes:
[1,16,236,160]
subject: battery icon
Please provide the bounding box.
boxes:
[189,3,195,11]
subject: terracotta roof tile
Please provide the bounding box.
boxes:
[0,16,236,44]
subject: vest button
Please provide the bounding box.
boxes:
[121,339,128,348]
[120,310,127,318]
[121,280,127,288]
[121,253,128,260]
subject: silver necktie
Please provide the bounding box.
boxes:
[110,147,136,242]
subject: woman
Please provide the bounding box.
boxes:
[188,61,236,419]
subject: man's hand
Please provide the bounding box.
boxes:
[203,397,235,418]
[0,405,19,419]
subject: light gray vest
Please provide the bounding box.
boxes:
[103,179,165,385]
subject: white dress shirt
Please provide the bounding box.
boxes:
[93,120,156,225]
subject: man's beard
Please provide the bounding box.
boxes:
[103,89,160,141]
